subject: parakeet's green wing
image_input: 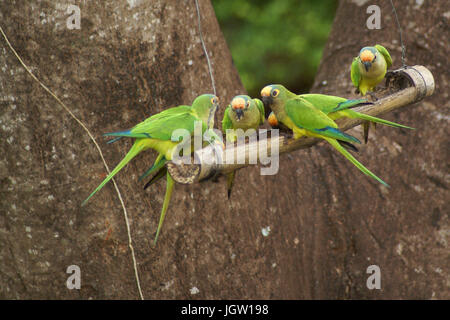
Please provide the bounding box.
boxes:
[221,106,233,131]
[131,107,193,133]
[105,105,192,144]
[285,98,360,144]
[141,105,191,123]
[300,94,369,114]
[375,44,392,68]
[253,98,266,124]
[300,94,346,113]
[351,57,361,89]
[136,113,204,141]
[221,106,236,144]
[105,112,205,141]
[119,105,191,136]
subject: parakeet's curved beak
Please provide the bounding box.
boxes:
[261,86,273,108]
[363,61,372,72]
[231,96,246,121]
[360,50,374,72]
[235,108,244,121]
[261,96,273,109]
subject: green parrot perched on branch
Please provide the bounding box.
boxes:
[261,85,389,187]
[351,44,392,96]
[351,45,393,139]
[222,95,265,198]
[262,84,412,143]
[82,94,220,244]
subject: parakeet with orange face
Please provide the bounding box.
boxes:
[261,84,389,187]
[222,95,265,198]
[351,45,393,139]
[351,45,392,96]
[262,84,412,143]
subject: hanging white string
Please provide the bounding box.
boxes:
[0,25,145,300]
[389,0,407,67]
[194,0,217,97]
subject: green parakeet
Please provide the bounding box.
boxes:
[351,44,392,96]
[222,95,265,198]
[261,85,389,187]
[82,94,219,244]
[261,84,412,143]
[351,45,393,139]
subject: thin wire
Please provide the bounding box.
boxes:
[0,25,144,300]
[389,0,406,67]
[194,0,218,130]
[194,0,216,96]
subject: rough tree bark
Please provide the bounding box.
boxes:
[304,0,449,299]
[0,0,448,299]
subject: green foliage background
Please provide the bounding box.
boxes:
[212,0,338,97]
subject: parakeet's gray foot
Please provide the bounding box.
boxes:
[366,91,379,101]
[363,121,370,144]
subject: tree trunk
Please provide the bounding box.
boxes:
[304,0,449,299]
[0,0,447,299]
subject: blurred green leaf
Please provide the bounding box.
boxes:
[212,0,337,97]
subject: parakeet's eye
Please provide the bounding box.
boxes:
[211,97,219,105]
[271,89,280,97]
[246,101,250,108]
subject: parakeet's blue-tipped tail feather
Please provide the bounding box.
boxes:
[104,130,153,139]
[103,130,133,137]
[325,137,389,187]
[138,154,167,181]
[106,137,123,144]
[153,172,175,245]
[81,140,147,206]
[315,126,361,144]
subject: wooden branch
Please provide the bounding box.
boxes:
[167,65,435,184]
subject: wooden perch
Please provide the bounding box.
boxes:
[167,65,435,184]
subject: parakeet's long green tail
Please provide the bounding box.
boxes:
[344,110,414,130]
[324,137,389,187]
[153,172,175,245]
[82,140,147,206]
[138,153,167,181]
[226,171,236,199]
